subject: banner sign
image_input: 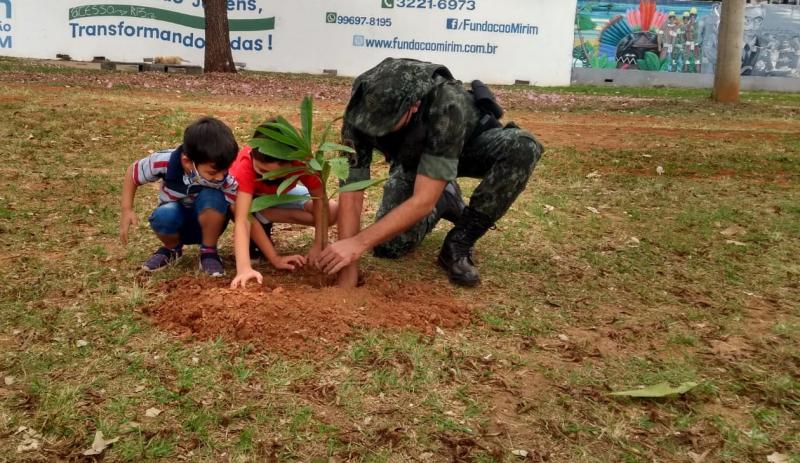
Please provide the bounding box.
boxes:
[574,0,800,78]
[2,0,578,85]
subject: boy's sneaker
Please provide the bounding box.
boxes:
[199,250,225,277]
[142,247,182,272]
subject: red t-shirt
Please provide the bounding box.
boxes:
[229,146,322,197]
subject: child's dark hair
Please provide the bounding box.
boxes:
[251,118,291,164]
[182,117,239,171]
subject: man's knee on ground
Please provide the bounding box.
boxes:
[373,241,412,259]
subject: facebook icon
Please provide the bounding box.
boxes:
[446,18,458,30]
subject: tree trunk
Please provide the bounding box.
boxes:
[712,0,745,103]
[203,0,236,73]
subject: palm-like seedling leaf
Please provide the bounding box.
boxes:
[255,126,302,149]
[300,96,313,146]
[335,178,387,195]
[249,138,298,161]
[250,194,312,213]
[277,174,303,195]
[318,142,355,154]
[259,165,307,180]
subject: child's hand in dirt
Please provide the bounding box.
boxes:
[119,209,138,245]
[271,254,306,271]
[231,268,263,289]
[306,244,323,269]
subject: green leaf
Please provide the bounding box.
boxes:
[264,122,308,153]
[318,142,355,154]
[300,96,313,147]
[250,194,311,213]
[335,178,387,194]
[576,13,594,31]
[272,116,310,153]
[248,138,297,161]
[610,382,699,398]
[255,126,302,149]
[258,165,306,180]
[275,116,301,138]
[309,158,323,171]
[328,157,350,181]
[277,174,303,195]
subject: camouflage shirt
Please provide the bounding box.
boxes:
[342,58,481,183]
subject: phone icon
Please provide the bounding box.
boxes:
[382,0,394,8]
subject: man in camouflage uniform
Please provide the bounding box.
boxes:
[318,58,543,287]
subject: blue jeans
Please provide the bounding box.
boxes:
[148,188,230,245]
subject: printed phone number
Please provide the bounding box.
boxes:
[393,0,475,11]
[327,13,392,27]
[69,5,155,19]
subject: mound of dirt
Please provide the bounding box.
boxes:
[144,274,474,356]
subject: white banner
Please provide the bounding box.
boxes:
[1,0,577,85]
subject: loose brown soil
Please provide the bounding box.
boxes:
[145,273,473,356]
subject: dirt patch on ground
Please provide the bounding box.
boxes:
[144,274,474,356]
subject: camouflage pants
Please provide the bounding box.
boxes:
[373,126,543,258]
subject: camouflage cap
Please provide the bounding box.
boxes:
[344,58,453,137]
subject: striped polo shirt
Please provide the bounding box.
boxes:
[133,146,238,206]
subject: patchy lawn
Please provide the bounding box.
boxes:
[0,57,798,462]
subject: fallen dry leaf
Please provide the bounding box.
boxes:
[725,240,747,247]
[4,376,15,386]
[586,206,600,215]
[512,449,529,458]
[145,407,162,418]
[586,171,601,179]
[76,340,89,348]
[688,449,711,463]
[767,452,789,463]
[656,166,665,175]
[543,204,555,214]
[82,431,119,456]
[720,225,747,237]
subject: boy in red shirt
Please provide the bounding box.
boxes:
[229,122,338,288]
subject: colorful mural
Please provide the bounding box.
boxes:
[574,0,800,78]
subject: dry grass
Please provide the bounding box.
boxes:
[0,57,798,462]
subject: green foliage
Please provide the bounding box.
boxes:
[573,43,597,67]
[576,13,595,31]
[638,52,666,72]
[250,194,312,212]
[589,53,617,69]
[248,96,384,214]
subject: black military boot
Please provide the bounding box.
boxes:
[434,181,466,223]
[437,207,494,287]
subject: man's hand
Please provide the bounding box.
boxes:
[119,209,138,245]
[319,237,367,275]
[270,254,306,271]
[230,268,263,289]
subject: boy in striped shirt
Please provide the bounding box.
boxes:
[119,117,239,276]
